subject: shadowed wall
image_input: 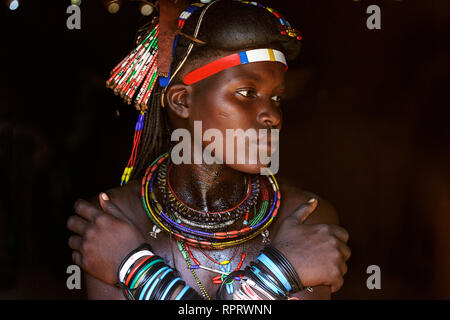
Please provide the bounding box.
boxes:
[0,0,448,299]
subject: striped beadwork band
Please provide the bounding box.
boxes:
[183,48,288,85]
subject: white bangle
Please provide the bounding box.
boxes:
[233,288,248,300]
[241,281,263,300]
[245,278,277,300]
[119,250,153,282]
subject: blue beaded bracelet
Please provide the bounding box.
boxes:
[139,266,170,300]
[175,285,191,300]
[250,265,286,298]
[160,277,182,300]
[257,253,292,292]
[147,268,173,300]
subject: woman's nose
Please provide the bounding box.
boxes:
[256,99,282,129]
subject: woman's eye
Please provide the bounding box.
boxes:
[236,89,257,98]
[271,95,282,103]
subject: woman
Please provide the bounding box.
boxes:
[67,0,350,300]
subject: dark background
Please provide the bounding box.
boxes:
[0,0,449,299]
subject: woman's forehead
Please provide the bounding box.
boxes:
[224,61,287,82]
[193,61,287,89]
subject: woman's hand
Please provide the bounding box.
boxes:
[271,199,351,293]
[67,193,145,285]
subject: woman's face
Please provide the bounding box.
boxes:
[169,58,286,174]
[194,59,286,174]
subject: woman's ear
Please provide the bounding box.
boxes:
[165,84,191,119]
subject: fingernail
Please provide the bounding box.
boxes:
[101,193,109,201]
[307,198,316,204]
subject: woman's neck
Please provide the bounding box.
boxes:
[169,162,247,213]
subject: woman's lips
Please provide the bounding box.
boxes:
[251,138,279,152]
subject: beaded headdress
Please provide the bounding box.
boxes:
[106,0,302,185]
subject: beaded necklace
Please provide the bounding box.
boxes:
[177,241,211,300]
[179,241,247,298]
[176,197,270,297]
[141,153,281,250]
[141,153,281,298]
[158,161,261,225]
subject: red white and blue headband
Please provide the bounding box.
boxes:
[183,48,288,85]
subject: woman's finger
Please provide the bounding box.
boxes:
[289,198,319,224]
[68,235,83,251]
[98,192,132,223]
[73,198,102,222]
[67,215,89,236]
[338,258,348,276]
[71,250,83,267]
[330,276,344,293]
[330,225,349,243]
[337,240,352,261]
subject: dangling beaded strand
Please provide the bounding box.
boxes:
[107,24,160,110]
[120,111,145,186]
[177,241,211,300]
[108,24,161,186]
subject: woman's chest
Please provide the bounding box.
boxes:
[124,188,286,299]
[148,232,270,299]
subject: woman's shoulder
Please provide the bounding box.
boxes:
[106,179,141,207]
[276,175,340,226]
[89,179,145,225]
[89,175,340,226]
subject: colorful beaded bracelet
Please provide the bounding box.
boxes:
[117,243,202,300]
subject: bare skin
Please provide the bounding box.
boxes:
[67,57,351,300]
[71,178,345,299]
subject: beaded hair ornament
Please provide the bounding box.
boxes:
[106,0,302,185]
